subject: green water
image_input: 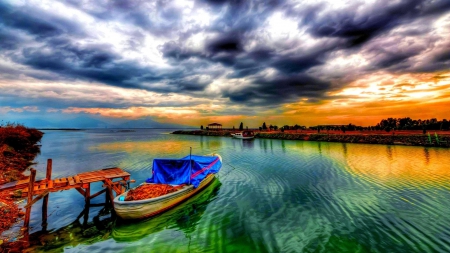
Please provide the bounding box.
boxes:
[17,129,450,252]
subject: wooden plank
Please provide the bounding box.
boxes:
[0,181,19,191]
[74,176,81,184]
[17,178,31,185]
[80,177,105,184]
[46,159,52,181]
[89,189,106,200]
[37,180,47,186]
[104,179,122,194]
[105,172,130,179]
[48,180,54,189]
[24,169,36,228]
[24,190,49,208]
[68,177,75,186]
[75,187,86,196]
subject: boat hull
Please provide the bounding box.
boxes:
[113,174,216,220]
[232,135,254,139]
[231,131,255,139]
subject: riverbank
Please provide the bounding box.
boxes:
[0,124,43,248]
[172,130,450,147]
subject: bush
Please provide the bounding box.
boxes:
[0,123,43,183]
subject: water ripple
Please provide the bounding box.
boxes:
[25,131,450,253]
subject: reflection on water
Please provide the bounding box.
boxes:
[20,129,450,252]
[26,178,221,252]
[342,144,450,187]
[242,139,255,149]
[113,178,221,242]
[91,139,194,156]
[27,205,113,253]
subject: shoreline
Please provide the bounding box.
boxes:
[0,125,43,250]
[172,130,450,148]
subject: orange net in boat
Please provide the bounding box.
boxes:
[125,184,185,201]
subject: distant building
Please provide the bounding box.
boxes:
[208,123,222,130]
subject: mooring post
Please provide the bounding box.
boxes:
[105,186,109,206]
[85,184,91,206]
[107,185,115,208]
[42,159,52,230]
[24,169,36,229]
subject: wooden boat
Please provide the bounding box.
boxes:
[231,130,255,139]
[112,178,221,241]
[113,153,222,220]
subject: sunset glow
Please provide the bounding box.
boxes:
[1,0,449,128]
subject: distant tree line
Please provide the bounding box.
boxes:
[308,117,449,133]
[201,117,449,133]
[371,117,449,131]
[259,122,306,132]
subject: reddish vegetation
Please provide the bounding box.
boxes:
[0,124,43,184]
[0,124,43,246]
[0,191,24,236]
[125,184,185,201]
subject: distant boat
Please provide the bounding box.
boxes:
[113,153,222,220]
[231,130,255,139]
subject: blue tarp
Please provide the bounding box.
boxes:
[146,155,222,188]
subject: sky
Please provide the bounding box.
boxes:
[1,0,450,128]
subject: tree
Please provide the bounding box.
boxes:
[239,122,243,130]
[201,125,203,130]
[262,122,267,130]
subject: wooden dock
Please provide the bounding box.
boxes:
[0,167,130,196]
[0,159,133,230]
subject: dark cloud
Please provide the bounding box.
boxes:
[271,55,323,74]
[206,35,243,54]
[168,76,212,92]
[0,26,22,50]
[16,42,166,89]
[1,0,450,110]
[0,1,84,38]
[433,49,450,63]
[305,0,450,48]
[368,46,425,70]
[223,74,331,106]
[161,42,200,61]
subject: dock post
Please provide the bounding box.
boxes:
[85,184,91,206]
[107,185,115,208]
[24,169,36,229]
[105,186,110,207]
[42,159,52,230]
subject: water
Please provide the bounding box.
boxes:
[20,129,450,252]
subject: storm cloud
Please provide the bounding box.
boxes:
[1,0,450,111]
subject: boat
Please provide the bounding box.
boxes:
[113,153,222,220]
[113,178,221,241]
[231,130,255,139]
